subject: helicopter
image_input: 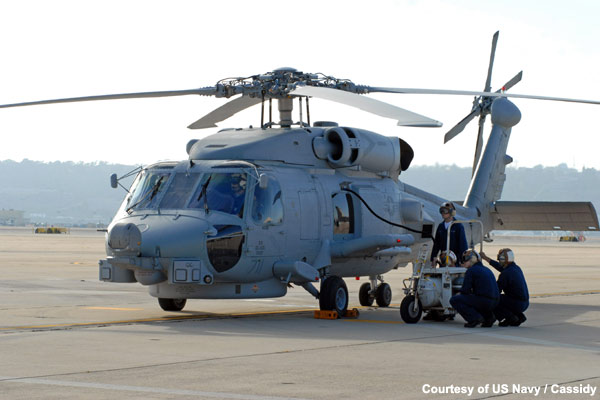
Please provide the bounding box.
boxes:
[2,32,598,317]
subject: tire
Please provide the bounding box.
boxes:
[400,295,422,323]
[319,276,349,316]
[158,298,187,311]
[376,282,392,307]
[359,282,374,306]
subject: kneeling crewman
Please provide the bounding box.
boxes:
[481,248,529,327]
[450,249,499,328]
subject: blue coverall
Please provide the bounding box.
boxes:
[430,218,468,262]
[450,262,499,323]
[489,260,529,321]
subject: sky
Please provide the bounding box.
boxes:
[1,0,599,169]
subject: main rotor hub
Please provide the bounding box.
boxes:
[214,68,367,99]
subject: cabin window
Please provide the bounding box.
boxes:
[252,176,284,226]
[159,173,202,209]
[332,193,354,235]
[126,170,171,210]
[206,225,244,272]
[188,172,247,217]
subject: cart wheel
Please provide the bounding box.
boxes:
[400,295,422,323]
[359,282,374,306]
[158,298,187,311]
[319,276,348,316]
[376,283,392,307]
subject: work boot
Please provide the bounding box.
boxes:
[423,312,434,321]
[499,315,518,327]
[481,317,496,328]
[511,313,527,326]
[464,319,482,328]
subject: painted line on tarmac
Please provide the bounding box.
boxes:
[84,307,144,311]
[0,376,308,400]
[0,309,316,332]
[531,290,600,298]
[343,319,403,324]
[2,289,597,332]
[425,324,600,353]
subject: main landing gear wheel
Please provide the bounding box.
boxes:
[375,282,392,307]
[319,276,349,316]
[158,298,187,311]
[400,295,422,323]
[359,282,374,306]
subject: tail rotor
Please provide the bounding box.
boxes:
[443,31,523,176]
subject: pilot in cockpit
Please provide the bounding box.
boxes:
[229,175,246,216]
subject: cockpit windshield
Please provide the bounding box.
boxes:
[126,170,170,211]
[159,173,202,209]
[124,167,248,217]
[189,172,247,217]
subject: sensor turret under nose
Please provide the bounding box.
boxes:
[107,222,142,255]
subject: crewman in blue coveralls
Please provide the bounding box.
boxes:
[430,202,468,264]
[450,249,499,328]
[481,248,529,327]
[424,202,468,321]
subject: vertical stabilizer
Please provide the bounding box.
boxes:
[464,98,521,232]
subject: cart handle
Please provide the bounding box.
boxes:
[444,219,484,265]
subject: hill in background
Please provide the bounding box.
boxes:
[1,160,598,225]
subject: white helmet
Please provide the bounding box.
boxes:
[439,201,456,217]
[462,249,481,264]
[440,250,457,266]
[497,248,515,265]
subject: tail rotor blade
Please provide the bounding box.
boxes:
[472,114,486,176]
[484,31,499,92]
[498,71,523,93]
[444,108,479,143]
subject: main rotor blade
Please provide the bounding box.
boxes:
[444,108,480,143]
[187,95,262,129]
[0,88,217,109]
[290,86,442,127]
[367,87,600,105]
[484,31,499,92]
[498,71,523,92]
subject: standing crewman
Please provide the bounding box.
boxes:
[450,249,499,328]
[481,248,529,327]
[430,202,468,264]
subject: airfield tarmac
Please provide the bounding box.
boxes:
[0,227,598,400]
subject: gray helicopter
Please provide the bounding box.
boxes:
[2,32,598,317]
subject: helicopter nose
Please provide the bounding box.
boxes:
[107,222,142,255]
[137,216,212,258]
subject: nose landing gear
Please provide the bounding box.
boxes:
[158,298,187,311]
[358,275,392,307]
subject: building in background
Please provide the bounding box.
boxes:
[0,209,28,226]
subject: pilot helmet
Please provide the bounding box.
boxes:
[439,201,456,217]
[230,175,246,189]
[440,250,457,266]
[462,249,481,264]
[497,248,515,265]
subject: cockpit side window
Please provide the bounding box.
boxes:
[127,170,171,210]
[332,192,354,235]
[188,172,247,217]
[159,173,202,209]
[252,176,284,226]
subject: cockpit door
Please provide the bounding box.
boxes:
[298,189,320,240]
[245,174,286,257]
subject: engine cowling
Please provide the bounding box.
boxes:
[312,127,407,175]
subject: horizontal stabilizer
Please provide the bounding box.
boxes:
[491,201,599,231]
